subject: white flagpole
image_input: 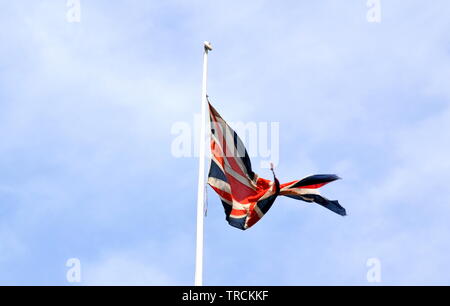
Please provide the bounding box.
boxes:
[195,41,212,286]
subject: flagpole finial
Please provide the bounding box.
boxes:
[204,41,213,52]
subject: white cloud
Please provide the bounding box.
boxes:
[84,255,172,286]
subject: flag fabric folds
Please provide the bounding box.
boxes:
[207,102,346,230]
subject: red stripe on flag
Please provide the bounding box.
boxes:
[210,186,232,202]
[230,209,247,217]
[298,182,328,189]
[210,109,247,178]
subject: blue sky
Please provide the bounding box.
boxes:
[0,0,449,285]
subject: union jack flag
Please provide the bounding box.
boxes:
[207,102,345,230]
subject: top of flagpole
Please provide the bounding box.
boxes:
[204,41,213,52]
